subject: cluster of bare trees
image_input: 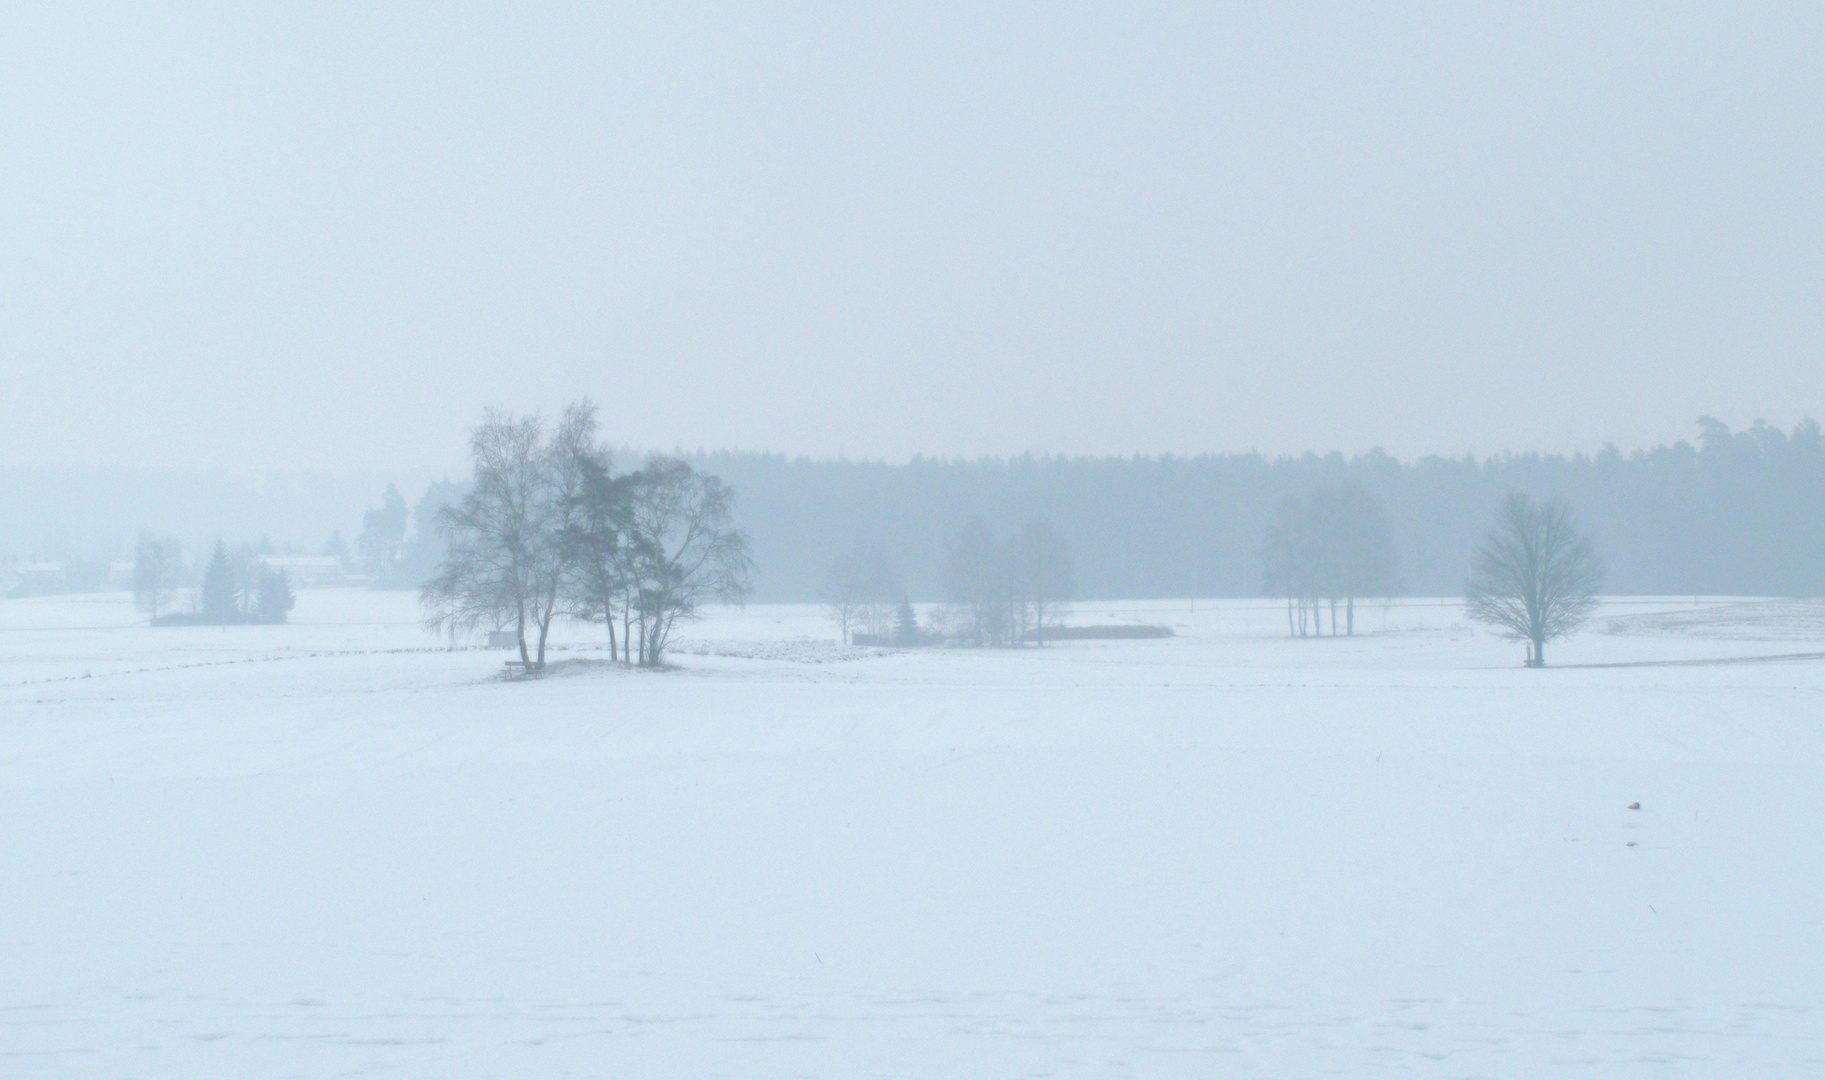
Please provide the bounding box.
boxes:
[1259,485,1397,636]
[1464,493,1603,667]
[422,401,753,668]
[1256,484,1605,664]
[822,547,903,645]
[943,516,1074,645]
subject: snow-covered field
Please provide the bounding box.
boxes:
[3,591,1823,1077]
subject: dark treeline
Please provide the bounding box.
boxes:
[684,418,1825,601]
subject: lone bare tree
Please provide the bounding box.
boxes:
[1464,493,1603,667]
[1015,517,1073,645]
[132,532,181,619]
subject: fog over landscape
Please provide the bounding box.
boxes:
[5,4,1825,1077]
[7,415,1824,602]
[4,5,1823,475]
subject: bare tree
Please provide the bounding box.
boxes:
[132,532,180,619]
[1310,485,1395,635]
[1259,486,1395,637]
[824,547,904,644]
[525,401,601,664]
[560,451,632,660]
[823,553,865,644]
[622,457,754,666]
[422,411,547,664]
[1015,517,1073,645]
[1464,493,1603,667]
[942,517,1074,646]
[943,516,1013,645]
[856,549,903,640]
[1260,497,1315,636]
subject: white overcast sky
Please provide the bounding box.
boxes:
[3,3,1821,473]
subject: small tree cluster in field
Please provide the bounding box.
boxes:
[942,516,1074,646]
[1464,493,1603,667]
[1259,485,1397,636]
[421,401,754,668]
[149,538,295,626]
[822,547,903,644]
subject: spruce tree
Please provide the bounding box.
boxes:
[200,540,238,623]
[893,600,920,646]
[256,568,295,624]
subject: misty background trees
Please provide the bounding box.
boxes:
[422,402,753,667]
[357,484,409,583]
[1465,494,1604,667]
[1259,485,1397,636]
[674,417,1824,601]
[134,538,295,626]
[823,547,902,645]
[6,416,1823,608]
[132,533,181,618]
[942,516,1075,646]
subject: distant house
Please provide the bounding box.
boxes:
[108,561,135,588]
[257,556,345,589]
[6,562,68,598]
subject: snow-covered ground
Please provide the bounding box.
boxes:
[3,591,1822,1077]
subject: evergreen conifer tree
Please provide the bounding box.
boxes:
[893,600,921,646]
[256,567,295,623]
[200,540,238,623]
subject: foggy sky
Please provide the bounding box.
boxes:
[4,3,1821,474]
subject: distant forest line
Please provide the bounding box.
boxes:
[677,418,1824,601]
[4,418,1820,602]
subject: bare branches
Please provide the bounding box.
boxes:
[823,548,901,645]
[1464,493,1603,666]
[422,406,752,669]
[421,408,572,665]
[942,516,1074,646]
[132,532,181,619]
[622,458,754,665]
[1259,485,1396,636]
